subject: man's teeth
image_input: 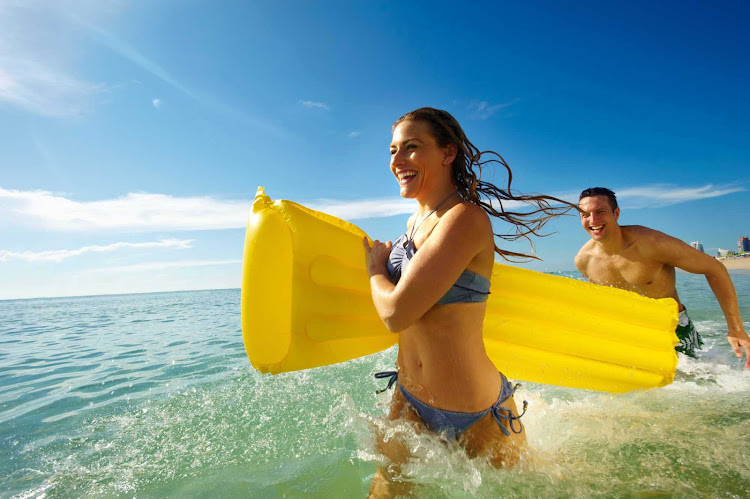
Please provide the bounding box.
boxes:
[399,172,417,180]
[590,225,604,231]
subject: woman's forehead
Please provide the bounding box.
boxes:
[392,120,433,142]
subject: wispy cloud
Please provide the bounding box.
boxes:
[0,59,104,117]
[0,238,193,263]
[70,15,196,97]
[72,16,285,134]
[348,130,361,138]
[616,184,746,208]
[300,100,330,111]
[308,198,416,220]
[467,98,519,120]
[152,98,161,109]
[0,4,280,132]
[0,3,107,117]
[553,183,745,209]
[89,259,241,273]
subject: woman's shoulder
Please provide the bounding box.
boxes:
[429,201,492,251]
[443,201,491,231]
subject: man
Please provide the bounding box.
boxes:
[574,187,749,367]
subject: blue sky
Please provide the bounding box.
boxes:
[1,0,748,300]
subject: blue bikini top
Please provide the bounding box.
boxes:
[386,233,491,305]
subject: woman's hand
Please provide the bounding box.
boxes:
[363,237,392,277]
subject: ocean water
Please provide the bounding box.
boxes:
[2,272,749,498]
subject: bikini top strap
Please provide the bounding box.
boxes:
[408,190,457,243]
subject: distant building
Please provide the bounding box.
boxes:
[690,241,704,253]
[718,248,732,257]
[740,236,750,253]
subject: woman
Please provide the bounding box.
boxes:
[363,108,571,494]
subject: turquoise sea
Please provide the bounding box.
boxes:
[2,271,750,498]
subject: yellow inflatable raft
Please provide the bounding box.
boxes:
[242,187,679,392]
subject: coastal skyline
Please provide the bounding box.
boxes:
[1,1,749,300]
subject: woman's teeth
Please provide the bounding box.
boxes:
[398,171,417,183]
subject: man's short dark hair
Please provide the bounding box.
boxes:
[579,187,618,211]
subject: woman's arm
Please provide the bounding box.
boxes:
[363,204,492,332]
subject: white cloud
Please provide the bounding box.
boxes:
[300,100,330,111]
[0,238,193,263]
[0,187,415,232]
[348,131,361,138]
[90,259,241,273]
[152,98,161,109]
[2,182,742,234]
[0,187,251,231]
[467,98,519,120]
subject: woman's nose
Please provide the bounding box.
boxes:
[391,150,404,166]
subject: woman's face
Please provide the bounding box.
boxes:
[390,120,452,199]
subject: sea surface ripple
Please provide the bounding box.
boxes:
[1,274,749,497]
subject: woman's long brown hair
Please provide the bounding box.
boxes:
[394,107,577,261]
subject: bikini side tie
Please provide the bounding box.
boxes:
[374,370,399,394]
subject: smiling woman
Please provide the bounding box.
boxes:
[387,108,575,262]
[363,107,577,496]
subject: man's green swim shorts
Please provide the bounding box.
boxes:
[675,308,704,358]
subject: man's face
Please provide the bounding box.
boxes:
[579,195,620,241]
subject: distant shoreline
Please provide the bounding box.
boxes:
[717,256,750,270]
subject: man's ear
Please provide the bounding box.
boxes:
[443,144,458,165]
[614,207,620,221]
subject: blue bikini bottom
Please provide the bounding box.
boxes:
[374,371,527,439]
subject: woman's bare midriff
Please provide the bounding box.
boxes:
[396,301,503,413]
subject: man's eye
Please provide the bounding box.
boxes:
[390,149,396,155]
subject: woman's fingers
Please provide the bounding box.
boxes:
[363,237,392,260]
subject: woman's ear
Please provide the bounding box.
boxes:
[443,144,458,165]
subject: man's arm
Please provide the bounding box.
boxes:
[645,230,750,368]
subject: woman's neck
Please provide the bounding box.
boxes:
[415,186,458,217]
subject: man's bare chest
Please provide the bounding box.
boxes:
[586,253,672,296]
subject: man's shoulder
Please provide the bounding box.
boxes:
[576,239,596,260]
[574,240,596,271]
[622,225,674,244]
[622,225,689,261]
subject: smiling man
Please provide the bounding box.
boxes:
[574,187,749,367]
